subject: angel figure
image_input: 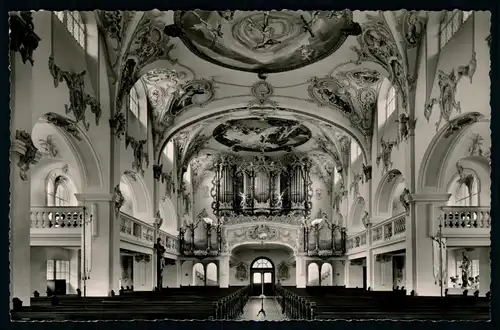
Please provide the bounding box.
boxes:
[376,138,397,174]
[239,192,247,208]
[154,210,163,231]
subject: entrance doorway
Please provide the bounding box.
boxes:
[362,266,367,290]
[250,257,275,296]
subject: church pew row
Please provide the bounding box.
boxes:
[276,286,490,321]
[12,287,244,321]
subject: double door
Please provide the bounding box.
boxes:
[252,271,274,296]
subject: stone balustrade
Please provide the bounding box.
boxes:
[440,206,491,229]
[29,207,178,254]
[347,231,367,252]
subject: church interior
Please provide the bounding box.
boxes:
[9,9,491,321]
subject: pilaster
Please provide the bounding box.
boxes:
[295,255,307,288]
[75,192,120,296]
[218,255,230,288]
[406,193,451,296]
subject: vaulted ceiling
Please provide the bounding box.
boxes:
[96,10,429,174]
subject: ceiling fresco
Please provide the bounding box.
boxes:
[212,117,312,152]
[171,10,361,73]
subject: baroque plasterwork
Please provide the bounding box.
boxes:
[224,223,300,252]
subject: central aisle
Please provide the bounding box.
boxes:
[239,297,286,321]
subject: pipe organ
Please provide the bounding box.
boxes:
[211,154,313,217]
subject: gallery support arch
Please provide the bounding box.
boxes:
[250,257,275,296]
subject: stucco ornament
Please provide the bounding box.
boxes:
[42,112,82,141]
[399,188,412,215]
[234,262,248,281]
[395,113,417,142]
[467,133,485,157]
[48,56,102,131]
[125,135,149,176]
[227,224,299,251]
[361,211,371,228]
[113,184,125,217]
[109,112,126,139]
[97,11,133,72]
[424,55,477,128]
[362,164,372,182]
[248,80,278,108]
[38,135,59,158]
[351,13,408,110]
[399,10,425,49]
[14,130,39,181]
[277,262,291,281]
[350,171,363,197]
[376,138,397,174]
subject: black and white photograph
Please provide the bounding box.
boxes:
[8,9,491,321]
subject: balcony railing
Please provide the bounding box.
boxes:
[441,206,491,229]
[30,206,84,229]
[371,213,406,246]
[120,212,178,253]
[347,230,367,252]
[30,207,178,254]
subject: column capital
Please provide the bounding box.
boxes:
[75,192,114,202]
[410,193,451,203]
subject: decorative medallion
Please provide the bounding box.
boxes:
[400,11,425,49]
[170,10,360,73]
[234,262,248,281]
[48,56,102,131]
[170,78,215,117]
[248,80,277,108]
[213,117,312,152]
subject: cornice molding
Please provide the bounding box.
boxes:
[410,193,451,203]
[75,192,114,202]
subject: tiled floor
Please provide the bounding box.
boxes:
[240,297,286,321]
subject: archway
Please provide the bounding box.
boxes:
[320,263,334,286]
[192,263,204,286]
[307,262,320,286]
[250,257,275,296]
[206,262,218,286]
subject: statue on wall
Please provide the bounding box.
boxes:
[376,138,397,174]
[460,251,471,288]
[154,237,166,291]
[113,184,125,217]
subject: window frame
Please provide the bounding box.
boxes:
[378,84,397,129]
[46,259,70,292]
[439,10,473,50]
[129,86,140,119]
[252,258,273,269]
[54,11,86,50]
[350,142,361,163]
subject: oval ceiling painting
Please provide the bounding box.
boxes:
[173,10,358,73]
[213,117,312,152]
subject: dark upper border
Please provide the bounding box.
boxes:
[173,10,352,74]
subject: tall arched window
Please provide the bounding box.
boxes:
[448,174,479,207]
[48,175,71,206]
[54,11,86,49]
[129,87,140,118]
[350,141,361,163]
[378,84,396,128]
[439,11,473,50]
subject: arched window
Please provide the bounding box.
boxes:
[48,175,71,206]
[448,174,479,207]
[379,84,396,128]
[129,87,140,118]
[439,11,473,50]
[350,141,361,163]
[54,11,86,49]
[252,258,272,269]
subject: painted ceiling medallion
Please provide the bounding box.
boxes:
[172,10,359,73]
[213,117,312,152]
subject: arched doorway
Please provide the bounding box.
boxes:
[250,257,275,296]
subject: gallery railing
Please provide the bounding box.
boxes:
[120,212,178,253]
[440,206,491,230]
[347,230,367,252]
[30,206,84,228]
[371,213,406,246]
